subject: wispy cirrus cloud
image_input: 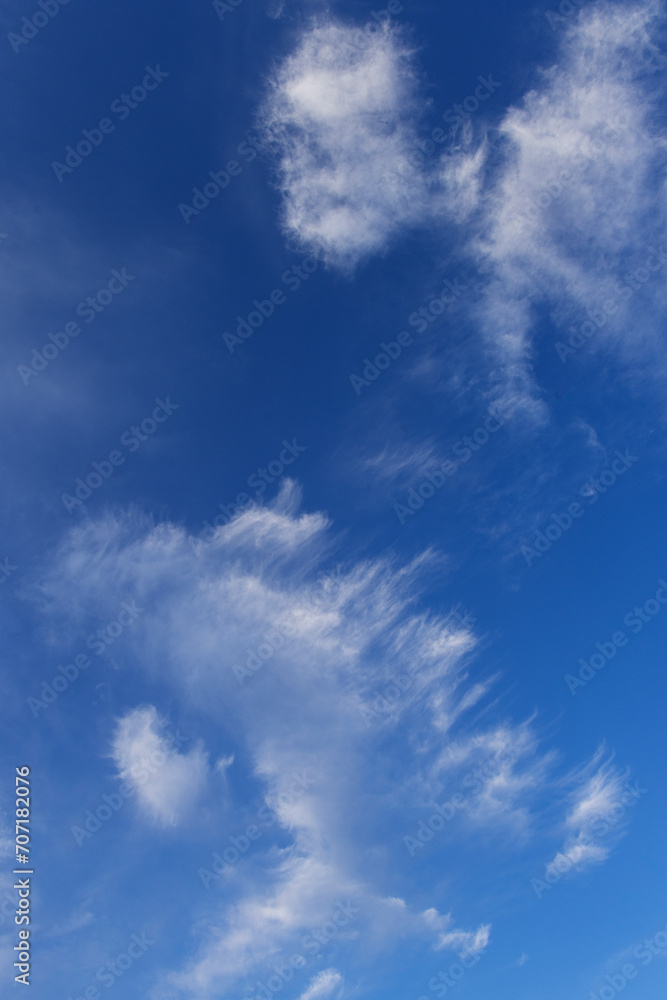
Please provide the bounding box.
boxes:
[469,1,667,402]
[546,747,634,877]
[428,720,558,836]
[35,484,493,996]
[422,908,491,955]
[33,485,630,997]
[297,969,343,1000]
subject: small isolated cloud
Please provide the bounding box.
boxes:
[215,753,235,773]
[545,747,632,877]
[298,969,343,1000]
[111,706,209,827]
[422,908,491,956]
[356,438,441,487]
[260,21,477,270]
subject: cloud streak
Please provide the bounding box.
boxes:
[546,748,634,877]
[34,486,630,997]
[470,0,667,402]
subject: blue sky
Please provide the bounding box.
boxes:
[1,0,667,998]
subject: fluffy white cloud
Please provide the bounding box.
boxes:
[260,21,480,270]
[111,706,210,827]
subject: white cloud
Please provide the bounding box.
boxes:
[422,909,491,956]
[357,439,440,486]
[472,0,667,398]
[545,837,609,876]
[429,720,557,834]
[111,706,210,827]
[34,485,616,997]
[175,855,357,990]
[36,486,498,995]
[215,753,235,773]
[437,126,487,225]
[260,21,478,271]
[545,747,631,876]
[260,2,667,410]
[298,969,343,1000]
